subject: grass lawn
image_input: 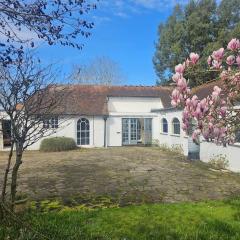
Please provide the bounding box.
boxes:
[1,199,240,240]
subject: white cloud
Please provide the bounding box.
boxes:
[132,0,189,10]
[96,0,189,19]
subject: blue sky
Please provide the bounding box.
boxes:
[37,0,188,86]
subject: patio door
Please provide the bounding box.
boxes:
[122,118,152,145]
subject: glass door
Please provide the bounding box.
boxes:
[144,118,152,145]
[130,119,138,145]
[122,118,143,145]
[122,118,129,145]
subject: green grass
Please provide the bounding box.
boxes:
[2,199,240,240]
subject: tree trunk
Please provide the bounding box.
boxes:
[10,148,23,212]
[1,142,14,203]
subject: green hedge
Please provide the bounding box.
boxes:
[40,137,77,152]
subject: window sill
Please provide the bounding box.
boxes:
[160,132,168,135]
[170,134,181,137]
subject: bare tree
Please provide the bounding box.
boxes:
[0,53,67,211]
[0,0,98,64]
[70,56,125,85]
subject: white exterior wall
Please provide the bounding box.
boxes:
[157,110,188,156]
[108,97,163,113]
[107,97,162,147]
[0,111,9,151]
[28,115,105,150]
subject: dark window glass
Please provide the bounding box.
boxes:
[77,118,90,145]
[162,118,168,133]
[172,118,180,135]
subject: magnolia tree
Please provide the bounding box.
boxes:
[171,38,240,145]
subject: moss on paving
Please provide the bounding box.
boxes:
[1,147,240,203]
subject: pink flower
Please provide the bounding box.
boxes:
[220,71,228,80]
[192,129,201,142]
[177,77,187,91]
[193,106,203,119]
[186,98,192,107]
[212,60,222,69]
[202,128,210,139]
[175,64,185,74]
[220,106,227,117]
[172,73,181,83]
[213,86,221,94]
[185,58,190,67]
[226,55,235,66]
[227,38,240,51]
[213,127,220,137]
[207,56,212,66]
[212,48,224,61]
[171,89,182,107]
[191,95,198,108]
[236,55,240,67]
[190,52,199,65]
[212,86,222,101]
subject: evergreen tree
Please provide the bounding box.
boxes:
[153,0,240,86]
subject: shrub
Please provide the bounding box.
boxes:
[209,154,229,170]
[159,143,184,155]
[40,137,77,152]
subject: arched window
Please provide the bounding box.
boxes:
[172,118,180,135]
[77,118,90,145]
[161,118,168,133]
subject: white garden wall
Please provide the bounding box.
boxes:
[200,141,240,172]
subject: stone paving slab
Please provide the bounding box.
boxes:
[1,147,240,204]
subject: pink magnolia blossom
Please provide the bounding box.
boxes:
[191,95,198,108]
[212,60,222,69]
[192,129,201,141]
[177,77,188,91]
[226,55,235,66]
[175,64,185,74]
[220,70,228,80]
[171,89,182,107]
[189,53,200,65]
[236,55,240,67]
[212,48,224,61]
[172,73,181,83]
[207,56,212,66]
[172,38,240,145]
[227,38,240,51]
[185,58,191,67]
[211,86,222,101]
[220,106,227,117]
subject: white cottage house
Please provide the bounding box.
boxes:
[1,83,240,171]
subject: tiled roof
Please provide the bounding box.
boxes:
[44,81,223,116]
[192,80,222,99]
[54,85,173,115]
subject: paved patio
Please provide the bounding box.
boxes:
[1,147,240,204]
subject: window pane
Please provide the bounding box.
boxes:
[77,118,90,145]
[173,118,180,135]
[162,119,168,133]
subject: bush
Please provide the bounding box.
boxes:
[209,154,229,170]
[159,143,184,155]
[40,137,77,152]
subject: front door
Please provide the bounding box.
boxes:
[122,118,152,145]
